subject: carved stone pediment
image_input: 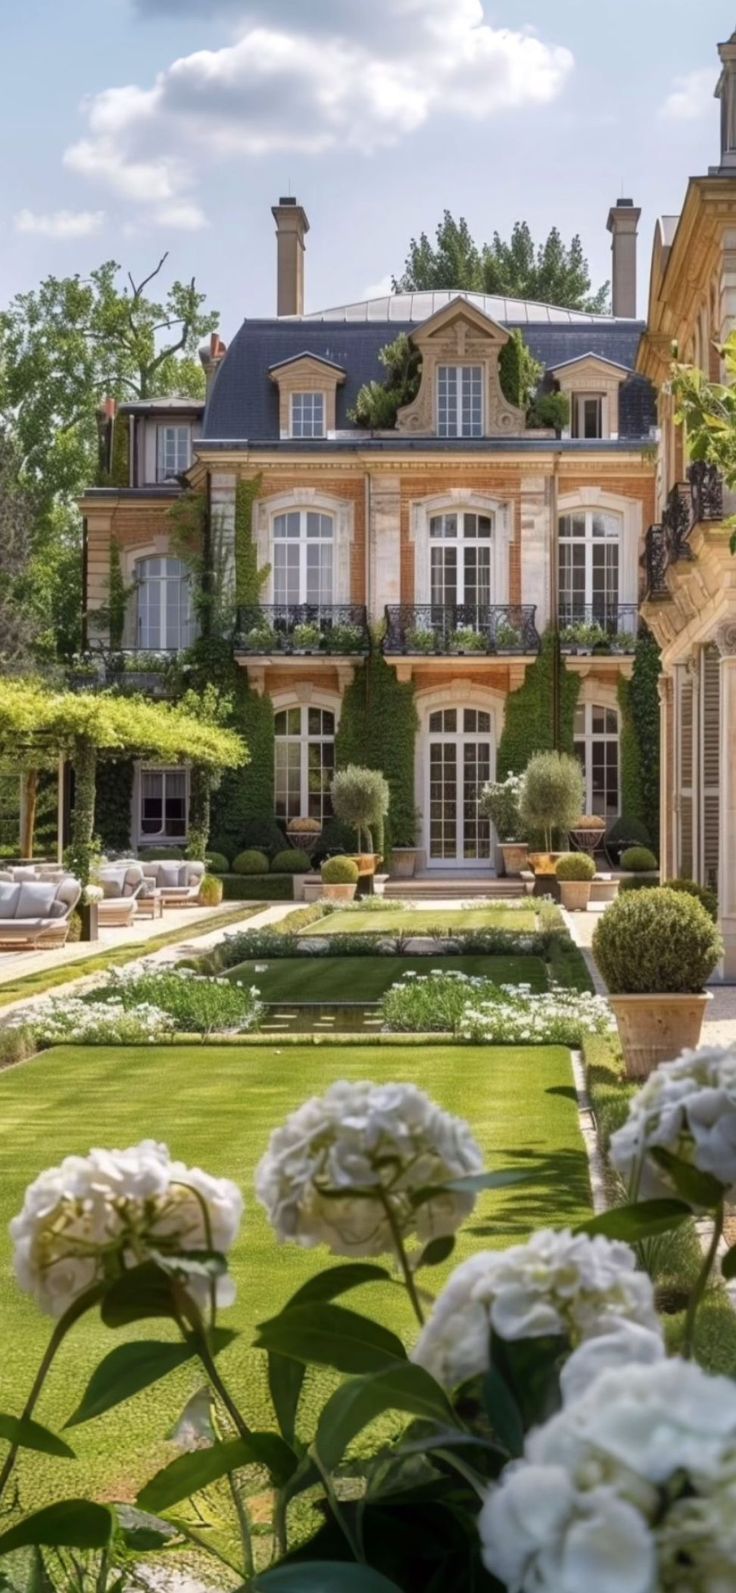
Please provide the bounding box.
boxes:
[395,298,525,438]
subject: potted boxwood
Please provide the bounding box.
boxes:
[592,888,722,1080]
[330,765,389,880]
[321,854,359,902]
[619,845,659,893]
[479,773,527,875]
[390,811,422,879]
[521,751,584,873]
[555,851,596,911]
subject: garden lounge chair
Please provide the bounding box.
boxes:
[97,865,145,928]
[0,876,81,948]
[140,860,205,906]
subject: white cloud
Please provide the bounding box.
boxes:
[64,6,573,206]
[14,208,105,239]
[659,67,715,122]
[362,272,394,299]
[154,200,209,230]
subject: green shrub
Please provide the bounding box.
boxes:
[140,846,184,860]
[321,855,359,884]
[105,968,261,1035]
[592,888,722,993]
[619,876,659,893]
[520,751,584,851]
[621,846,658,873]
[205,851,230,874]
[67,910,82,944]
[314,817,359,862]
[479,773,525,841]
[555,852,596,881]
[0,1026,37,1069]
[219,874,293,902]
[606,816,650,852]
[664,878,718,922]
[331,765,390,853]
[198,874,224,906]
[271,849,312,874]
[232,849,270,876]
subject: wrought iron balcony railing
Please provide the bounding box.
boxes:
[642,466,724,600]
[558,605,639,653]
[234,604,370,656]
[642,523,669,599]
[68,649,179,698]
[382,604,540,656]
[688,460,724,526]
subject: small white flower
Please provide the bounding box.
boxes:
[412,1229,658,1390]
[256,1080,483,1257]
[611,1045,736,1200]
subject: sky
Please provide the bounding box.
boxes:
[1,1,732,336]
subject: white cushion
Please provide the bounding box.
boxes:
[11,866,38,881]
[100,868,126,895]
[16,882,57,918]
[158,862,184,887]
[0,883,20,916]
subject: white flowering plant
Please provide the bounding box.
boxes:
[381,969,614,1045]
[0,1057,733,1591]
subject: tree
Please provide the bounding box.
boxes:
[0,434,44,668]
[671,333,736,549]
[394,212,609,312]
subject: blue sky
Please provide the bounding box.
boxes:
[1,1,731,334]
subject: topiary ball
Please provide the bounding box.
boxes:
[205,851,230,874]
[321,855,360,884]
[592,888,722,994]
[555,852,596,881]
[232,849,270,876]
[271,849,312,874]
[621,846,658,873]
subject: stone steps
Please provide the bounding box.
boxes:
[383,877,525,900]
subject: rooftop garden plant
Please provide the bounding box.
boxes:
[349,331,422,429]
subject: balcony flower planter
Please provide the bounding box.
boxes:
[390,847,418,879]
[499,842,528,877]
[607,993,712,1081]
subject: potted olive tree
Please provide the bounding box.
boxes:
[520,752,584,876]
[390,810,421,879]
[320,855,359,902]
[592,888,722,1079]
[330,765,389,882]
[479,773,526,875]
[555,852,596,911]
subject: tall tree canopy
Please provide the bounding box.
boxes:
[0,254,218,660]
[393,212,609,313]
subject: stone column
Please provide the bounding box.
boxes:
[657,673,674,881]
[520,474,551,631]
[368,473,401,624]
[716,621,736,979]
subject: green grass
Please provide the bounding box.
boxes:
[226,954,548,1003]
[0,906,259,1010]
[0,1041,589,1507]
[311,906,537,935]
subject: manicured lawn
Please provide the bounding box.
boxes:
[0,1042,590,1506]
[310,906,537,935]
[227,954,549,1002]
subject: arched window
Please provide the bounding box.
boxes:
[274,706,336,823]
[135,556,194,650]
[558,510,621,625]
[429,512,493,609]
[273,511,334,606]
[574,703,620,820]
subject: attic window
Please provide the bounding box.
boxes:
[157,425,191,481]
[572,394,604,440]
[291,391,325,438]
[437,366,483,438]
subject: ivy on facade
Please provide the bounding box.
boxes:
[628,626,661,846]
[335,653,418,851]
[496,632,580,777]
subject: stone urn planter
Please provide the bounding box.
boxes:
[558,879,593,912]
[607,993,712,1081]
[499,842,529,877]
[391,847,418,879]
[322,882,358,903]
[590,875,620,904]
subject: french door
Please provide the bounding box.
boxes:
[427,708,493,866]
[429,513,492,611]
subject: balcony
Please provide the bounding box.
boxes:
[643,465,724,600]
[382,604,540,656]
[68,649,179,698]
[558,606,639,656]
[234,604,370,657]
[689,459,724,526]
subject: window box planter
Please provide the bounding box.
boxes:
[499,841,528,877]
[390,847,419,879]
[607,993,712,1081]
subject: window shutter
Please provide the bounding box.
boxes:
[678,674,694,879]
[702,644,720,889]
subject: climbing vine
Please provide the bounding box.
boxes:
[335,653,418,849]
[617,675,646,830]
[95,760,135,852]
[235,476,267,606]
[496,632,580,777]
[628,625,661,845]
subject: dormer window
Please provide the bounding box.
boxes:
[437,365,483,438]
[157,425,191,482]
[572,395,604,440]
[291,391,325,439]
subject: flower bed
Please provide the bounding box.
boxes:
[4,961,262,1046]
[381,969,614,1042]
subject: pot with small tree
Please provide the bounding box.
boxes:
[390,810,422,879]
[479,773,527,875]
[592,888,722,1079]
[555,851,596,911]
[520,751,585,876]
[330,765,389,886]
[320,854,359,902]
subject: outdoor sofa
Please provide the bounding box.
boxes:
[0,876,81,948]
[139,859,205,906]
[97,865,146,927]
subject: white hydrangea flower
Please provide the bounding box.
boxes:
[255,1080,483,1256]
[559,1320,665,1405]
[478,1359,736,1593]
[412,1229,658,1390]
[611,1045,736,1200]
[10,1140,244,1316]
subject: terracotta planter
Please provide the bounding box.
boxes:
[559,879,592,912]
[608,992,712,1081]
[527,851,565,876]
[321,882,358,902]
[391,848,418,879]
[347,854,382,877]
[500,842,529,877]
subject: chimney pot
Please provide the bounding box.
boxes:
[272,197,310,317]
[607,199,641,318]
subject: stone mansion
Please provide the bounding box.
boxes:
[80,26,736,973]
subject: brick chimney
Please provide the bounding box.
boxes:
[607,198,641,319]
[272,197,309,317]
[199,333,228,396]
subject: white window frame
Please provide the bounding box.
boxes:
[156,425,191,482]
[134,555,195,651]
[429,512,494,608]
[274,705,336,823]
[437,365,483,438]
[290,391,325,439]
[558,509,622,622]
[272,510,335,607]
[137,765,190,844]
[571,393,605,440]
[573,702,620,819]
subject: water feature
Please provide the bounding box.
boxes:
[261,1003,383,1035]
